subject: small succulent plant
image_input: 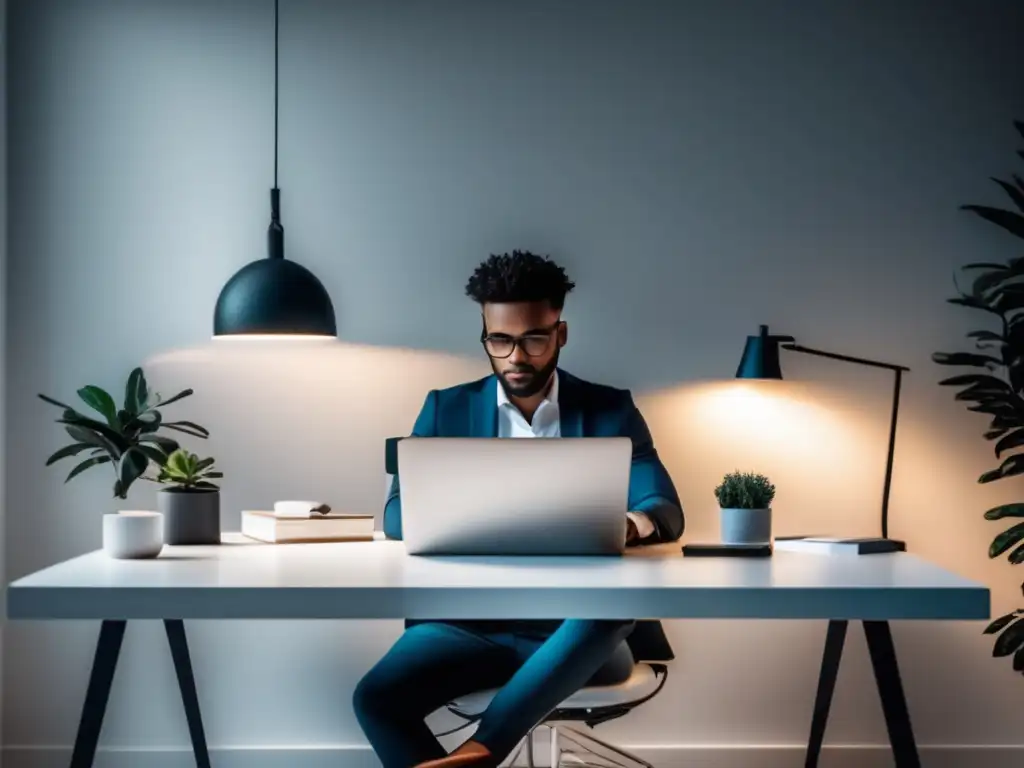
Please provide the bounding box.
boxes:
[714,471,776,510]
[156,449,222,491]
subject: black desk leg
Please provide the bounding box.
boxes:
[804,620,921,768]
[805,619,847,768]
[69,621,211,768]
[69,620,127,768]
[165,619,212,768]
[863,620,920,768]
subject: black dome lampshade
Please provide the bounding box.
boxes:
[735,324,795,379]
[212,0,336,339]
[213,193,336,337]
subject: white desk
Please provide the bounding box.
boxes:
[6,533,990,768]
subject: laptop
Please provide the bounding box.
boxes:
[397,437,632,556]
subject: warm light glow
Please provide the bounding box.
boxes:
[140,341,492,531]
[684,379,880,466]
[637,378,887,538]
[211,334,337,341]
[692,380,823,444]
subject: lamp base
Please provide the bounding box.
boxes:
[858,536,906,554]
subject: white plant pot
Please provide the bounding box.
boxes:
[720,507,772,544]
[103,511,164,559]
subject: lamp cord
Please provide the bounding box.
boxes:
[273,0,278,189]
[267,0,284,258]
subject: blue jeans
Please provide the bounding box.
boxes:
[353,619,636,767]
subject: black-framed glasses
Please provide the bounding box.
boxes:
[481,322,562,359]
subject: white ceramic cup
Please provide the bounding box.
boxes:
[103,511,164,559]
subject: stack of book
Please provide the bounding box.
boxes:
[241,500,374,544]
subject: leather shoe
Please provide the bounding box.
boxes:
[414,740,495,768]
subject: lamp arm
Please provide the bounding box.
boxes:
[782,343,910,372]
[782,342,908,541]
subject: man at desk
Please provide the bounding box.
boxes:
[353,250,684,768]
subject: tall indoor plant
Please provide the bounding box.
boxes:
[933,119,1024,674]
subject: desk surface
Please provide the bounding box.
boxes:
[6,533,989,621]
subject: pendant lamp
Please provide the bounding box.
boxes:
[213,0,336,338]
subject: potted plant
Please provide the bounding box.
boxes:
[715,470,776,544]
[39,366,210,557]
[933,118,1024,674]
[154,449,223,545]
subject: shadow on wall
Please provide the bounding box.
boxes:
[144,340,891,544]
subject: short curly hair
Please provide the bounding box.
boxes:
[464,250,576,310]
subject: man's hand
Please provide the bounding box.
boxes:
[626,510,655,545]
[626,516,639,545]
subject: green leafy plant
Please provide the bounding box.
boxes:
[933,119,1024,674]
[156,449,222,491]
[714,471,776,509]
[39,367,210,499]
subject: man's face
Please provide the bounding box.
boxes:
[481,301,566,398]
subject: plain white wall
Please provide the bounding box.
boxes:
[5,0,1024,765]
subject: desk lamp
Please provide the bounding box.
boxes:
[736,324,909,553]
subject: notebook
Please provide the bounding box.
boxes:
[772,536,905,555]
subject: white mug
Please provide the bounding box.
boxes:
[103,511,164,559]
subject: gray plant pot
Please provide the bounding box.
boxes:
[720,506,772,544]
[158,488,221,545]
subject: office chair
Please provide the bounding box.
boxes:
[440,655,668,768]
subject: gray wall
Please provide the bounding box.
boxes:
[1,0,6,753]
[6,0,1024,765]
[0,0,6,753]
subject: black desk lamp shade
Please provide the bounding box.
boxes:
[213,201,336,336]
[736,326,795,379]
[735,325,909,550]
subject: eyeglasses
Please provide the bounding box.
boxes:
[481,322,562,359]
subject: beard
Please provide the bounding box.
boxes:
[494,347,560,399]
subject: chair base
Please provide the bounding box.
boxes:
[503,725,651,768]
[442,664,668,768]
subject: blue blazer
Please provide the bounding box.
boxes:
[383,368,685,544]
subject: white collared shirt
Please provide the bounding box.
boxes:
[496,369,562,438]
[496,371,655,539]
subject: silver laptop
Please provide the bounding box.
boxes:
[398,437,632,556]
